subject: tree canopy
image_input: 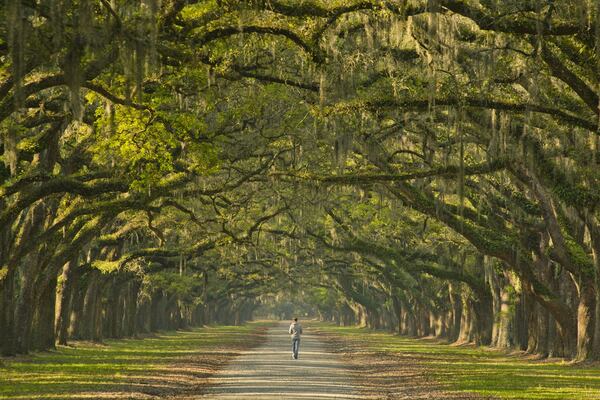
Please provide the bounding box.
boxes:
[1,0,600,362]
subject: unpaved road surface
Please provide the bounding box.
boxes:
[201,322,367,399]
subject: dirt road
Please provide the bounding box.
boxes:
[201,322,366,399]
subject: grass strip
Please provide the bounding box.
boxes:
[316,323,600,400]
[0,322,272,399]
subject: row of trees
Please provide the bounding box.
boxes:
[1,0,600,362]
[0,0,290,355]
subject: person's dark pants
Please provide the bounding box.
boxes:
[292,338,300,359]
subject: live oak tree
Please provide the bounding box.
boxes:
[1,0,600,363]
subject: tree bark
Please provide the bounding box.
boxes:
[576,280,596,361]
[0,267,17,356]
[81,271,100,340]
[55,260,76,345]
[32,275,57,351]
[14,261,38,354]
[448,283,462,342]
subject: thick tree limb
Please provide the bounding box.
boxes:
[276,158,507,185]
[196,25,324,63]
[540,42,599,115]
[0,178,129,229]
[440,1,581,36]
[347,98,597,132]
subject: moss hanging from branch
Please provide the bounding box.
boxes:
[457,108,465,215]
[63,44,83,121]
[79,0,95,43]
[487,109,498,159]
[49,0,65,50]
[2,118,18,176]
[595,0,600,164]
[426,0,440,115]
[134,40,145,103]
[141,0,161,76]
[7,0,25,108]
[319,69,326,106]
[334,129,352,172]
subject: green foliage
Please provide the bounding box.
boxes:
[91,260,121,274]
[2,0,600,364]
[143,271,201,300]
[92,104,176,189]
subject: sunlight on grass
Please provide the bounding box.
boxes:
[0,323,270,399]
[317,324,600,400]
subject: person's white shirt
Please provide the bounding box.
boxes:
[289,321,303,339]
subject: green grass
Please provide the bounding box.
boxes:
[317,324,600,400]
[0,322,271,399]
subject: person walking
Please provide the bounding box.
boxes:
[289,317,303,359]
